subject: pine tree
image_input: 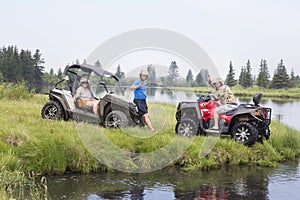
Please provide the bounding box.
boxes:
[50,68,54,76]
[115,64,125,79]
[20,49,34,88]
[290,69,296,88]
[94,60,102,68]
[167,61,179,83]
[239,60,253,88]
[186,69,193,83]
[195,72,206,86]
[244,60,253,88]
[256,59,270,88]
[147,64,156,84]
[32,49,45,92]
[57,68,63,79]
[239,66,246,87]
[270,59,290,89]
[225,61,237,87]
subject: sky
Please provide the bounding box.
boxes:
[2,0,300,78]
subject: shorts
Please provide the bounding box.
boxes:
[134,99,148,115]
[215,104,237,114]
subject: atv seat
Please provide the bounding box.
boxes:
[75,98,94,113]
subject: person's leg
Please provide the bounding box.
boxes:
[91,100,99,116]
[143,113,155,131]
[211,110,219,130]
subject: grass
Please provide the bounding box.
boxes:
[1,84,300,198]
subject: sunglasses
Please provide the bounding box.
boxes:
[82,82,88,84]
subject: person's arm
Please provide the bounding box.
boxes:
[73,87,81,102]
[130,81,143,90]
[207,74,215,87]
[73,92,80,102]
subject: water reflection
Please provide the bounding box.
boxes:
[48,165,282,200]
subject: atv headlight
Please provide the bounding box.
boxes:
[252,109,266,120]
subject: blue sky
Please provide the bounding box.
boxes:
[2,0,300,77]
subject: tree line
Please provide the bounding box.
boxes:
[1,45,299,92]
[225,59,299,89]
[0,46,45,92]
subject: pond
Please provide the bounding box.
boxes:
[48,88,300,200]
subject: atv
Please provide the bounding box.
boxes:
[175,93,272,146]
[41,64,143,128]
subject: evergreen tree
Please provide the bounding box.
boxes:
[244,60,253,88]
[290,68,296,88]
[32,49,45,92]
[82,59,87,64]
[256,59,270,88]
[167,61,179,83]
[57,68,63,79]
[239,66,246,87]
[50,68,54,76]
[20,49,34,88]
[1,46,19,82]
[200,69,209,82]
[115,64,125,79]
[270,59,290,89]
[239,60,253,88]
[186,69,194,83]
[225,61,237,87]
[147,64,156,84]
[94,60,102,68]
[195,72,206,86]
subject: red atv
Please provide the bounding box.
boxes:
[175,93,271,146]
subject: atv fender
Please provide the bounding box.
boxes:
[49,93,69,120]
[176,102,203,129]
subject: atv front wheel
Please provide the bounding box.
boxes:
[231,122,258,146]
[175,118,198,137]
[104,110,129,128]
[41,101,64,120]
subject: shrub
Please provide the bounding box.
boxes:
[0,82,34,100]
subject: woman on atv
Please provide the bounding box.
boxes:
[130,69,155,132]
[208,75,237,130]
[73,77,99,116]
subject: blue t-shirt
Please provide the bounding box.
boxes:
[133,79,146,100]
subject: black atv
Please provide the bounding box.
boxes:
[175,93,272,146]
[41,64,143,128]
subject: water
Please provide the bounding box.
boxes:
[48,162,300,200]
[48,89,300,200]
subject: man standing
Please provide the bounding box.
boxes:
[130,69,155,131]
[208,75,237,130]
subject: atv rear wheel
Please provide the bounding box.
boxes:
[231,122,258,146]
[176,118,198,137]
[105,110,129,128]
[41,101,64,120]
